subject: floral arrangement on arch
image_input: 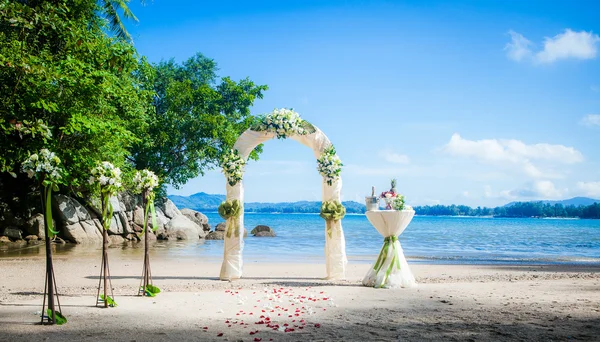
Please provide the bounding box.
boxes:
[221,149,246,186]
[133,169,160,231]
[251,108,314,139]
[317,144,343,186]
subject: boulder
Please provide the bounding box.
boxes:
[80,220,103,241]
[107,213,124,235]
[161,199,181,219]
[118,211,132,234]
[0,236,10,243]
[164,215,200,240]
[205,230,224,240]
[119,192,138,211]
[109,196,121,213]
[109,235,125,245]
[125,233,140,242]
[53,194,91,225]
[181,209,208,225]
[25,235,39,242]
[251,225,276,237]
[61,222,88,244]
[25,214,45,239]
[3,227,23,240]
[215,222,226,231]
[133,207,145,226]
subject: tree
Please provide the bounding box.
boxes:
[98,0,139,42]
[0,0,151,218]
[130,53,268,191]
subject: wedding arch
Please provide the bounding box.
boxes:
[218,109,347,280]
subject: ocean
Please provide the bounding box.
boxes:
[3,214,600,265]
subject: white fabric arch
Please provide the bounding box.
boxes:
[219,127,348,280]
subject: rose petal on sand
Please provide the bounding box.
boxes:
[217,333,224,337]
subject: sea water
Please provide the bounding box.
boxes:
[3,214,599,265]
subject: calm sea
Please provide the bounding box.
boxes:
[3,214,600,265]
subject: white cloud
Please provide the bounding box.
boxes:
[506,29,600,64]
[505,30,533,61]
[503,180,563,199]
[576,181,600,197]
[379,149,410,164]
[441,134,582,179]
[536,29,600,63]
[581,114,600,127]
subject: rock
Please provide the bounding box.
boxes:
[254,231,276,237]
[125,233,140,242]
[181,209,208,225]
[205,230,224,240]
[62,220,102,244]
[215,222,226,231]
[133,207,145,226]
[107,213,124,235]
[108,235,125,245]
[0,236,10,243]
[25,214,45,239]
[3,227,23,240]
[61,222,84,243]
[161,199,181,219]
[202,223,210,232]
[251,225,276,237]
[24,235,39,242]
[164,215,200,240]
[109,196,121,213]
[80,220,103,241]
[118,211,132,234]
[118,192,138,211]
[53,194,91,225]
[131,223,143,233]
[53,236,66,244]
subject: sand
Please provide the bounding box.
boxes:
[1,249,599,341]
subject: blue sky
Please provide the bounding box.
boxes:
[126,0,600,207]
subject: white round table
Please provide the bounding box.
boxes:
[362,209,416,288]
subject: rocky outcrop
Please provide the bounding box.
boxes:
[1,194,213,246]
[181,209,210,232]
[205,230,224,240]
[251,225,276,237]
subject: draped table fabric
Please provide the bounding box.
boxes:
[362,210,416,288]
[219,129,347,280]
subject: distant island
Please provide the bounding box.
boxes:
[168,192,600,219]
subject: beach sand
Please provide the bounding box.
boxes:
[1,250,599,341]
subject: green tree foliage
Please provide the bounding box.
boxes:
[0,0,151,216]
[414,202,600,219]
[130,54,268,189]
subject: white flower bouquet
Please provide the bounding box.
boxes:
[21,148,63,184]
[89,161,122,196]
[317,145,343,186]
[133,169,159,194]
[221,149,246,186]
[253,108,312,139]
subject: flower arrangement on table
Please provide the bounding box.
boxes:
[380,179,412,210]
[251,108,315,139]
[221,149,246,186]
[317,145,343,186]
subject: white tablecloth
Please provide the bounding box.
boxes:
[362,210,416,288]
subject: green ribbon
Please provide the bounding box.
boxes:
[218,200,242,238]
[320,201,346,238]
[44,185,59,238]
[373,236,401,288]
[101,194,113,230]
[140,193,158,236]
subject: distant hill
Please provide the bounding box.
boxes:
[168,192,367,214]
[504,197,600,207]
